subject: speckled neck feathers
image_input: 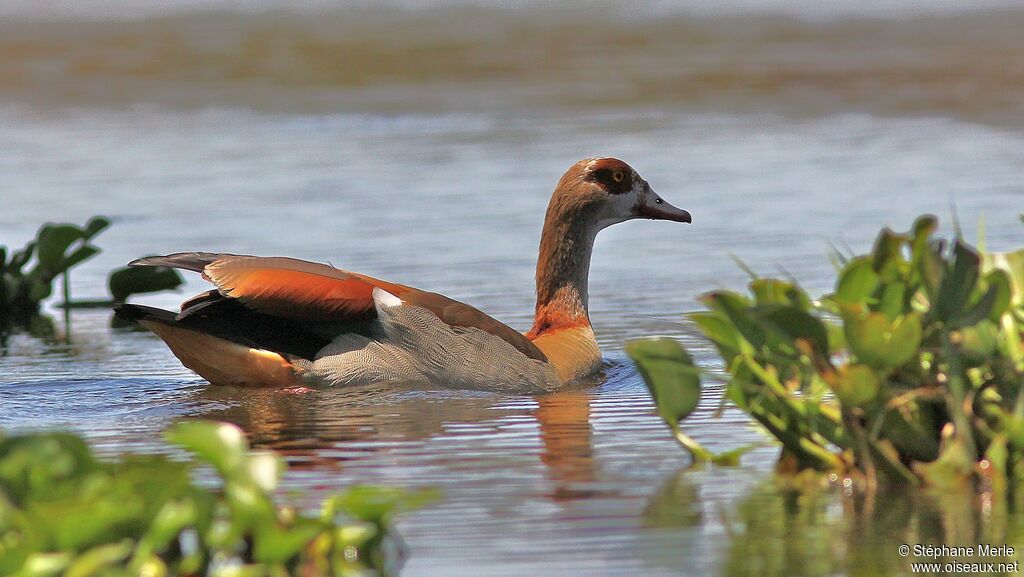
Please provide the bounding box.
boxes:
[527,168,603,339]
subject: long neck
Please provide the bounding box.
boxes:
[528,202,599,338]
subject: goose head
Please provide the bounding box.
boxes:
[528,157,691,374]
[548,157,691,232]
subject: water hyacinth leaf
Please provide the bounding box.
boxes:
[689,312,742,360]
[0,433,99,502]
[707,445,758,467]
[917,433,977,489]
[916,240,945,302]
[63,540,133,577]
[957,269,1012,328]
[38,495,145,552]
[983,249,1024,307]
[912,214,939,245]
[844,311,922,370]
[878,402,941,463]
[10,242,35,272]
[108,265,184,302]
[935,239,981,324]
[223,485,274,528]
[876,281,907,320]
[826,322,847,354]
[760,306,830,358]
[35,224,84,273]
[253,519,324,564]
[750,278,811,309]
[625,338,702,428]
[701,291,766,350]
[960,321,1000,360]
[165,421,248,475]
[866,439,919,486]
[832,257,879,305]
[879,312,923,368]
[336,521,377,546]
[15,552,72,577]
[327,486,440,527]
[0,424,428,576]
[871,228,908,276]
[59,245,101,275]
[909,215,940,287]
[82,216,111,240]
[243,452,283,493]
[142,499,198,552]
[27,278,52,302]
[832,363,880,408]
[998,315,1024,369]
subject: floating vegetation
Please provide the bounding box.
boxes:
[629,215,1024,490]
[0,217,183,326]
[0,421,438,577]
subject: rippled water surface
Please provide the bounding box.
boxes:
[2,2,1024,575]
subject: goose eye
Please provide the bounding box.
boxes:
[612,171,624,183]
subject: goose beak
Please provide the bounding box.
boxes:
[637,189,692,223]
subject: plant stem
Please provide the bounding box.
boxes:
[941,329,977,463]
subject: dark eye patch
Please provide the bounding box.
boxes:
[590,168,632,195]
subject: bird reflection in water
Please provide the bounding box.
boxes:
[185,383,601,501]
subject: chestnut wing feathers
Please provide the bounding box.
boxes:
[131,253,547,362]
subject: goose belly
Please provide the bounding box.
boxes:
[298,304,560,393]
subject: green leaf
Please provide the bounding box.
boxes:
[935,239,981,324]
[333,522,377,550]
[0,433,99,502]
[844,311,922,371]
[759,306,830,358]
[10,241,36,273]
[871,228,908,276]
[242,452,283,493]
[12,552,71,577]
[253,519,324,564]
[876,281,907,320]
[983,248,1024,308]
[750,279,810,309]
[701,291,766,350]
[832,363,880,408]
[35,224,84,275]
[63,540,133,577]
[165,421,248,475]
[140,499,198,552]
[832,257,880,305]
[912,214,939,245]
[59,245,101,274]
[82,217,111,241]
[625,338,702,428]
[107,265,184,302]
[326,486,440,527]
[961,321,1000,359]
[957,269,1011,328]
[917,433,976,489]
[689,312,742,360]
[27,278,52,302]
[916,241,945,303]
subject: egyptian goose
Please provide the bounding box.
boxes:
[116,158,691,392]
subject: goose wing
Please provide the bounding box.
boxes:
[131,252,546,362]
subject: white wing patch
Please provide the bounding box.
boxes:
[372,287,404,310]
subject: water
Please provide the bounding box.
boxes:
[2,2,1024,576]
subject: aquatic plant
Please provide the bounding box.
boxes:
[1,217,110,320]
[0,421,438,577]
[0,217,184,324]
[628,215,1024,489]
